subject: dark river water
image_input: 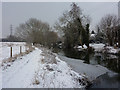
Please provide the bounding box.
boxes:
[54,48,120,88]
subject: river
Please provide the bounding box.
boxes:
[55,48,120,89]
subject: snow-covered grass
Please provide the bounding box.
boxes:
[2,46,90,88]
[89,43,105,52]
[90,43,120,54]
[30,56,89,88]
[74,44,88,51]
[0,42,30,61]
[103,46,120,54]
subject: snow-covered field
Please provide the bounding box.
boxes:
[89,43,105,52]
[0,42,29,61]
[104,46,120,54]
[1,44,90,88]
[90,43,120,54]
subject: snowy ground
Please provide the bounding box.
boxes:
[2,42,118,89]
[2,48,42,88]
[0,42,29,61]
[89,43,105,52]
[103,46,120,54]
[90,43,120,54]
[1,46,90,88]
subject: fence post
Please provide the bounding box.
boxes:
[10,47,12,58]
[20,46,22,54]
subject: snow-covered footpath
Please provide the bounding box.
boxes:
[1,46,90,88]
[2,48,42,88]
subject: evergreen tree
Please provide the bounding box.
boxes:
[85,24,90,48]
[55,3,90,49]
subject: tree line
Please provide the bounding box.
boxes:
[15,18,59,48]
[96,14,120,48]
[14,3,120,49]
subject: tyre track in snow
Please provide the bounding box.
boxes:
[2,48,42,88]
[3,59,30,84]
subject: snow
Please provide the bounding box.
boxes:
[2,46,89,88]
[2,48,42,88]
[83,44,87,49]
[89,43,120,54]
[77,46,82,49]
[75,44,88,51]
[59,55,112,81]
[0,42,29,61]
[90,34,95,37]
[30,56,88,88]
[1,42,119,89]
[77,44,87,49]
[104,46,119,54]
[89,43,105,52]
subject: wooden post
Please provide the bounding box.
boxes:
[20,46,22,54]
[10,47,12,58]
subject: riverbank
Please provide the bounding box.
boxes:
[58,55,113,81]
[58,44,120,88]
[2,43,119,88]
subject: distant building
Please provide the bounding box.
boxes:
[89,30,96,43]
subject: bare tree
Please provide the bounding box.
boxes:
[98,14,119,46]
[15,18,50,44]
[44,31,58,48]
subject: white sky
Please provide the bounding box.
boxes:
[1,1,119,38]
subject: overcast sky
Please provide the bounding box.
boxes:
[2,2,118,38]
